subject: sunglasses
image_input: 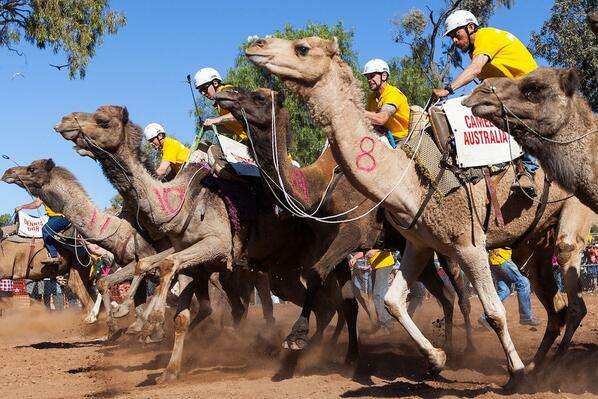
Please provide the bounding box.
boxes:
[198,83,212,94]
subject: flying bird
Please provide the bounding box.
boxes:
[49,63,70,71]
[11,72,24,80]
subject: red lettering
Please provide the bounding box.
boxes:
[464,115,471,129]
[464,132,470,145]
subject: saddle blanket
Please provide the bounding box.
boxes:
[17,211,47,238]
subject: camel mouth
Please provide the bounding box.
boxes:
[74,146,97,159]
[54,125,81,141]
[213,91,238,109]
[245,52,271,66]
[1,172,17,184]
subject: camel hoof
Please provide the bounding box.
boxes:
[84,314,97,324]
[525,361,538,374]
[156,369,178,384]
[282,316,309,351]
[112,303,131,319]
[145,327,165,343]
[502,370,525,393]
[125,319,144,335]
[427,348,447,376]
[344,350,359,365]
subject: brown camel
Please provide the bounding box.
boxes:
[53,106,359,382]
[589,11,598,35]
[214,86,475,353]
[1,159,164,331]
[246,37,596,388]
[0,224,96,313]
[462,68,598,213]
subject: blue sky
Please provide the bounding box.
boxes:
[0,0,553,215]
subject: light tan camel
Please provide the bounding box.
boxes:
[246,37,596,388]
[463,68,598,213]
[1,159,164,331]
[53,106,356,382]
[0,225,96,312]
[214,86,475,354]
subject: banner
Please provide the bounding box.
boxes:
[444,96,523,168]
[216,134,261,177]
[17,211,47,238]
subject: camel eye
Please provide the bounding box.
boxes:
[254,94,266,102]
[94,113,110,126]
[521,82,546,103]
[295,45,310,57]
[27,166,34,173]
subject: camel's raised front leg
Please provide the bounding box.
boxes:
[454,245,525,390]
[142,237,230,344]
[384,243,443,373]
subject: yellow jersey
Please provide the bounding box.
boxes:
[43,203,63,218]
[488,247,512,267]
[368,250,395,270]
[162,137,190,173]
[216,85,248,142]
[367,83,410,140]
[472,27,538,81]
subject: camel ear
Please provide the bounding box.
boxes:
[327,37,340,56]
[121,106,129,124]
[560,68,579,97]
[44,159,55,171]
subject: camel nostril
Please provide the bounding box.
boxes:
[254,39,266,47]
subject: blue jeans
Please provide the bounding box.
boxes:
[372,266,393,327]
[491,258,534,322]
[42,216,70,257]
[522,153,539,175]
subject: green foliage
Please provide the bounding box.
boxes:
[107,194,122,213]
[0,213,12,227]
[0,0,126,79]
[392,0,514,85]
[530,0,598,110]
[225,21,359,165]
[387,56,433,107]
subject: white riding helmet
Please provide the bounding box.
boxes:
[362,59,390,76]
[143,123,165,141]
[193,67,222,88]
[444,10,479,36]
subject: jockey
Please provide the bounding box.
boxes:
[432,10,540,197]
[363,59,410,147]
[15,198,69,265]
[193,67,248,144]
[143,122,190,180]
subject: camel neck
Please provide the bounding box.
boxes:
[41,175,124,250]
[248,109,336,212]
[298,58,423,217]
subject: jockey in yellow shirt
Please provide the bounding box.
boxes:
[363,59,410,146]
[193,67,248,144]
[432,10,540,197]
[144,122,190,180]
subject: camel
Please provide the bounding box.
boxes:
[1,159,165,330]
[214,86,475,353]
[462,68,598,214]
[245,37,596,388]
[589,11,598,35]
[53,105,359,382]
[0,223,96,313]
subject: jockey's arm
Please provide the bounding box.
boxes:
[15,197,43,211]
[155,160,171,180]
[365,104,396,126]
[204,113,236,127]
[432,54,489,99]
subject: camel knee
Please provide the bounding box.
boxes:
[159,258,175,276]
[174,309,191,334]
[96,279,108,294]
[484,309,506,331]
[556,237,581,266]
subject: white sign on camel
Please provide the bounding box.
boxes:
[17,211,48,238]
[444,96,523,168]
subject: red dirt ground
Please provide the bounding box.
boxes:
[1,293,597,398]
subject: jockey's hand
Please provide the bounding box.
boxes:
[14,206,22,212]
[203,117,220,127]
[432,88,450,101]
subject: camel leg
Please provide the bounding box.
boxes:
[439,255,474,353]
[189,268,213,330]
[418,258,455,354]
[454,245,525,389]
[67,265,95,315]
[219,269,246,325]
[157,272,195,383]
[143,237,230,343]
[384,243,445,373]
[340,279,359,364]
[254,270,275,325]
[525,247,564,372]
[85,294,103,324]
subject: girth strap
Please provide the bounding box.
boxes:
[483,167,505,228]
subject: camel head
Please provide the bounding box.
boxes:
[246,36,339,84]
[214,87,285,129]
[463,68,580,139]
[589,11,598,35]
[1,159,56,191]
[54,105,130,155]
